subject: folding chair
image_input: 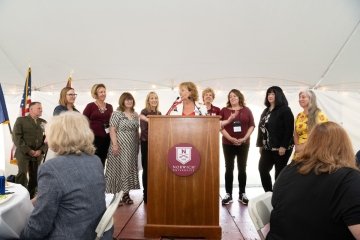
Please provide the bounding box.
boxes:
[95,191,123,240]
[248,192,273,240]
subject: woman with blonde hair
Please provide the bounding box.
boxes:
[139,91,161,203]
[202,87,220,115]
[105,92,140,205]
[168,81,207,116]
[83,83,113,166]
[53,87,79,115]
[294,89,328,154]
[268,122,360,240]
[21,112,110,239]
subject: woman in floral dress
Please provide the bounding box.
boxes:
[294,89,328,155]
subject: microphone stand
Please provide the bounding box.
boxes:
[189,97,202,116]
[166,97,182,115]
[194,104,202,115]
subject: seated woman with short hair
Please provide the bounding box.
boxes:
[21,112,111,240]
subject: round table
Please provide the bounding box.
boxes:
[0,183,33,239]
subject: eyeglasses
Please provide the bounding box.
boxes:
[67,94,78,97]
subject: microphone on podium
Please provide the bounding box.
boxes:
[166,97,182,115]
[188,96,203,116]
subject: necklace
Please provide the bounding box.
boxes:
[95,101,107,114]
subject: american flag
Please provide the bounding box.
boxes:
[10,67,32,164]
[20,67,32,116]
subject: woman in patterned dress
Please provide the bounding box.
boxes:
[294,89,328,155]
[105,92,140,204]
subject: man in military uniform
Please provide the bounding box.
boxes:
[12,102,47,198]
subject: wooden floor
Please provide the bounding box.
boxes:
[112,187,267,240]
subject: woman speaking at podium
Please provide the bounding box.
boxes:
[167,82,207,116]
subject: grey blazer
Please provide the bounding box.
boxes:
[21,154,111,240]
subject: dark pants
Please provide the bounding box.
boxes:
[94,135,111,167]
[141,141,148,203]
[258,148,293,192]
[16,156,41,199]
[223,144,250,197]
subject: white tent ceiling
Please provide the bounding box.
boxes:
[0,0,359,93]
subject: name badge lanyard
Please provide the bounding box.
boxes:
[233,111,242,133]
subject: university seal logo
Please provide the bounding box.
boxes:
[168,143,200,177]
[176,147,192,164]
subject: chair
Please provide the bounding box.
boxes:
[95,191,123,240]
[248,192,273,240]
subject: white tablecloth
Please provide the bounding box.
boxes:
[0,183,33,239]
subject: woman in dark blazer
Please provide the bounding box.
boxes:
[53,87,79,116]
[256,86,294,192]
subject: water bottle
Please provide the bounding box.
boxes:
[0,175,5,194]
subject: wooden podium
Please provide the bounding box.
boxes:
[144,116,221,239]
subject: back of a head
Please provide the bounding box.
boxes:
[296,122,356,174]
[46,111,95,155]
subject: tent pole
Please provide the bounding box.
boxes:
[313,19,360,89]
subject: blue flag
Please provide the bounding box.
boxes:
[0,83,9,124]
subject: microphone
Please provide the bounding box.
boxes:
[188,96,203,116]
[195,103,203,116]
[166,97,182,115]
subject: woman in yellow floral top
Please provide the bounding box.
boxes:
[294,90,328,154]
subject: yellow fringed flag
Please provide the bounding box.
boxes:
[66,76,72,88]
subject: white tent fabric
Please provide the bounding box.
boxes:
[0,0,360,185]
[0,0,359,93]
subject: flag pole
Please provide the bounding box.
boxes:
[7,122,12,135]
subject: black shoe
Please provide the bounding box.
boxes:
[122,193,134,205]
[238,193,249,205]
[222,193,233,205]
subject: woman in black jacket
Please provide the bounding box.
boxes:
[256,86,294,192]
